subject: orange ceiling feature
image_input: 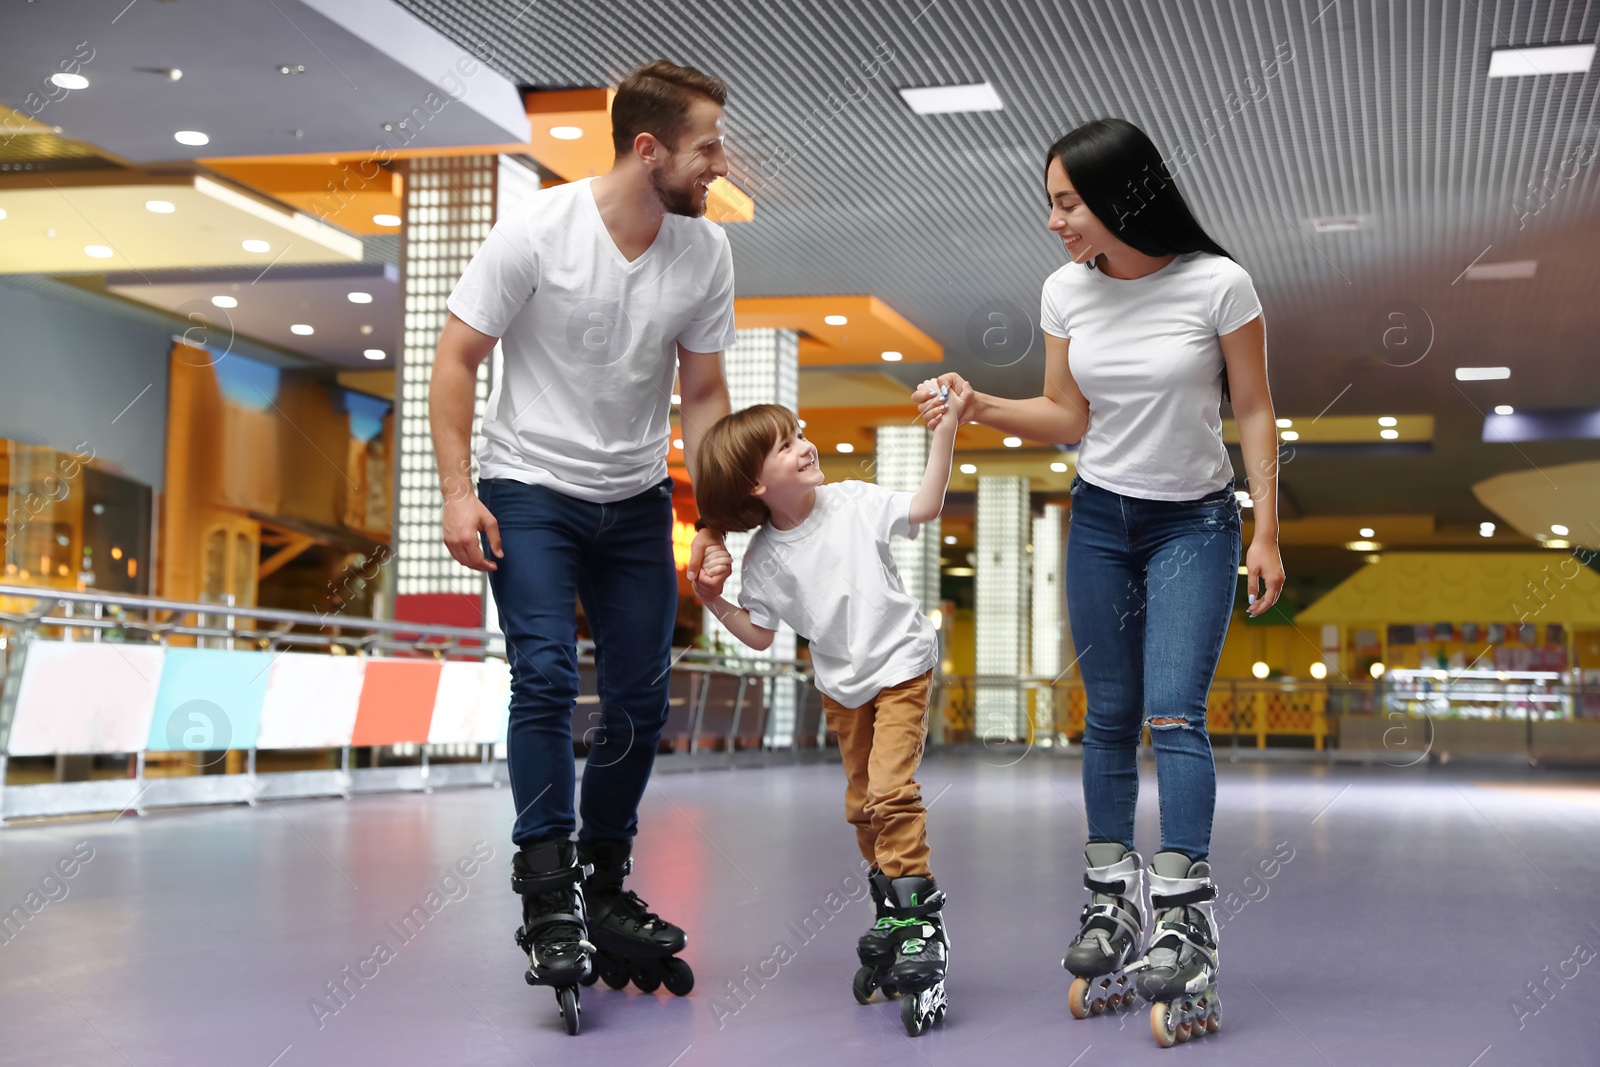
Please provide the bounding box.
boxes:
[736,296,942,365]
[200,161,403,236]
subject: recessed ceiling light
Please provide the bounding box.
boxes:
[1380,428,1399,439]
[1494,404,1514,415]
[242,239,270,253]
[1479,522,1495,537]
[1488,43,1595,78]
[1552,524,1570,536]
[1346,539,1382,552]
[549,126,583,140]
[1378,416,1397,427]
[1281,430,1300,441]
[363,348,385,361]
[144,200,175,214]
[670,393,681,405]
[373,213,401,227]
[360,324,374,335]
[276,64,307,75]
[1463,260,1537,281]
[290,324,314,336]
[174,130,209,146]
[1456,366,1511,381]
[836,443,855,453]
[899,81,1004,115]
[959,463,977,474]
[1547,538,1572,549]
[797,419,806,428]
[824,314,848,326]
[1275,418,1293,428]
[943,535,957,545]
[211,295,237,308]
[84,245,113,258]
[50,73,89,91]
[1359,527,1375,538]
[1311,216,1363,233]
[881,350,903,362]
[347,291,372,304]
[1050,461,1068,473]
[1003,436,1022,448]
[0,208,7,220]
[673,438,684,450]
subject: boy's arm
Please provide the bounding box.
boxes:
[701,594,777,652]
[908,384,959,525]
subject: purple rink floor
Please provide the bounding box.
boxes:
[2,754,1597,1066]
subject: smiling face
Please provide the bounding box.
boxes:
[753,426,825,503]
[1046,155,1122,266]
[649,98,729,217]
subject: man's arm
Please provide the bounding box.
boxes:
[676,345,731,483]
[430,312,502,571]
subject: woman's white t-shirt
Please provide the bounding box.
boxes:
[1039,251,1261,501]
[738,481,938,709]
[447,177,738,503]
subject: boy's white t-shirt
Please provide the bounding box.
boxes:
[738,481,938,709]
[447,177,737,503]
[1039,251,1261,501]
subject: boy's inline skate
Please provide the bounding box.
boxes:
[851,869,899,1003]
[1063,843,1146,1019]
[1134,851,1222,1047]
[511,840,594,1036]
[880,875,949,1036]
[576,839,694,997]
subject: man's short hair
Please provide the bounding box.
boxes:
[611,59,727,156]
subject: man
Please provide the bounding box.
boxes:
[429,59,734,1011]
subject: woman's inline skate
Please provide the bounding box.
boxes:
[1134,851,1222,1047]
[511,840,594,1036]
[1062,843,1146,1019]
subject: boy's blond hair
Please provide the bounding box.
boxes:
[694,404,800,534]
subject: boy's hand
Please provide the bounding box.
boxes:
[691,541,733,603]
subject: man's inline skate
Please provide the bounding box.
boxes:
[851,868,900,1004]
[576,839,694,996]
[511,840,594,1036]
[1063,843,1146,1019]
[879,875,949,1036]
[1133,851,1222,1047]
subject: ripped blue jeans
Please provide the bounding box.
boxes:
[1066,475,1241,861]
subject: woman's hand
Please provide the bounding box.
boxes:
[1244,538,1285,617]
[915,373,975,430]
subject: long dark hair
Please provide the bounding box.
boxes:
[1046,118,1238,399]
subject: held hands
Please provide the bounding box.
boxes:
[914,373,975,431]
[688,528,732,603]
[1244,538,1286,617]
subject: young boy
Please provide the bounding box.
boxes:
[689,384,962,1036]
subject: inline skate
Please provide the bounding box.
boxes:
[1134,851,1221,1047]
[511,839,594,1036]
[851,868,899,1004]
[882,875,949,1036]
[577,839,694,997]
[1063,843,1145,1019]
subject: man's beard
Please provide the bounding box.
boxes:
[650,167,706,218]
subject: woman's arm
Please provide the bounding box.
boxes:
[915,334,1090,445]
[1220,316,1286,616]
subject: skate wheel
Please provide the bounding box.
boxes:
[661,957,695,997]
[1175,1021,1192,1043]
[1089,996,1105,1016]
[933,1003,947,1026]
[578,968,599,987]
[1205,1011,1221,1034]
[599,964,629,990]
[901,994,924,1037]
[632,963,663,994]
[1067,977,1090,1020]
[558,987,580,1037]
[853,966,877,1005]
[1150,1002,1178,1048]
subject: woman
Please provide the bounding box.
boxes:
[918,118,1285,1047]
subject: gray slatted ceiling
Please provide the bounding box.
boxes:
[400,0,1600,524]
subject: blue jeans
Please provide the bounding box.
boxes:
[479,476,678,846]
[1066,475,1241,861]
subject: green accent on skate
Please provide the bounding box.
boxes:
[901,938,926,955]
[876,917,927,931]
[911,893,919,906]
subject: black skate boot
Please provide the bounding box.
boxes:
[851,868,899,1004]
[1133,851,1222,1047]
[883,875,949,1037]
[1063,843,1145,1019]
[511,839,594,1036]
[577,839,694,996]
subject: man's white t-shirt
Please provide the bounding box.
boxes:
[738,481,939,709]
[447,177,737,503]
[1040,251,1261,501]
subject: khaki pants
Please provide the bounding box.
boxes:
[822,669,934,879]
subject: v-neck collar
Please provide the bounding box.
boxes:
[584,177,664,270]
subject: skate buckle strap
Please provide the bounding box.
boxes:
[1084,874,1130,895]
[510,861,592,896]
[1149,884,1217,910]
